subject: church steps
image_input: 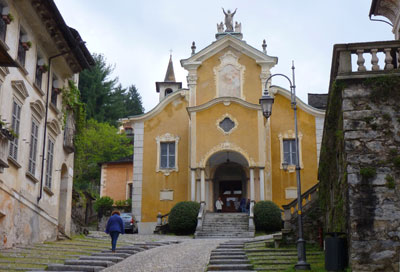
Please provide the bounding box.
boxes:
[195,212,254,239]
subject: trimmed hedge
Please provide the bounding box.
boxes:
[254,201,282,232]
[169,201,200,235]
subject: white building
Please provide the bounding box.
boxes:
[0,0,92,248]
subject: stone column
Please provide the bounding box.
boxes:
[200,168,205,202]
[259,167,265,201]
[250,168,255,201]
[191,168,196,201]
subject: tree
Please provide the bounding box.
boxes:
[74,119,132,191]
[124,85,144,117]
[78,53,118,123]
[78,54,145,126]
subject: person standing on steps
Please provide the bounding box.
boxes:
[105,210,124,253]
[216,197,224,213]
[240,197,246,213]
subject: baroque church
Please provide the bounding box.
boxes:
[100,11,325,234]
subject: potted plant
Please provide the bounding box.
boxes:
[21,40,32,51]
[39,63,48,73]
[2,13,13,24]
[0,127,16,141]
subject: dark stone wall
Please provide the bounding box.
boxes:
[319,77,400,271]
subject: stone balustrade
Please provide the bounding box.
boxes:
[195,202,206,231]
[154,212,170,234]
[332,40,400,80]
[281,183,319,230]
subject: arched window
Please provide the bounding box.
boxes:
[165,88,173,96]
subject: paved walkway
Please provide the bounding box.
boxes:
[103,239,225,272]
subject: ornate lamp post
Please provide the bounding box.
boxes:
[259,62,311,270]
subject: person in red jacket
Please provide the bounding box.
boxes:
[105,210,125,252]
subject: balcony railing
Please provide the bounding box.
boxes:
[63,127,74,153]
[0,133,9,172]
[330,40,400,83]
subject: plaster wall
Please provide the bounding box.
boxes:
[101,163,133,201]
[270,94,319,208]
[195,103,259,166]
[196,47,262,106]
[141,96,189,222]
[0,0,77,248]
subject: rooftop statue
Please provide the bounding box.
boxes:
[222,8,237,32]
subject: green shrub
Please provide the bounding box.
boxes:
[385,175,395,189]
[254,201,282,232]
[168,201,200,235]
[394,156,400,169]
[94,196,114,217]
[360,167,376,179]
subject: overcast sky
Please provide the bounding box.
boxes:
[54,0,393,112]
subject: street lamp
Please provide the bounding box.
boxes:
[259,62,311,270]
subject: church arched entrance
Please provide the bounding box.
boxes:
[207,151,248,212]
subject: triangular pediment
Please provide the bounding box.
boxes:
[11,80,29,102]
[181,34,278,69]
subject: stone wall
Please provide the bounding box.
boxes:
[319,76,400,271]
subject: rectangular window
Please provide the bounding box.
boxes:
[128,183,133,200]
[51,75,58,106]
[9,100,21,160]
[283,139,297,165]
[0,4,7,42]
[45,138,54,189]
[17,31,26,67]
[35,57,43,88]
[160,142,175,168]
[28,120,39,175]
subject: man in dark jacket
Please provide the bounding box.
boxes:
[105,210,125,252]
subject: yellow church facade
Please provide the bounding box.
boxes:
[114,27,324,234]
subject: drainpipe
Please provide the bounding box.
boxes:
[37,51,71,203]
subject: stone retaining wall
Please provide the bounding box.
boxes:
[319,77,400,271]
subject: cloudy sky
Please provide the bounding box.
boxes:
[54,0,393,112]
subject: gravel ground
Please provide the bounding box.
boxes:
[102,238,225,272]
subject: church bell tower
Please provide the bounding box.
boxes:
[156,55,182,102]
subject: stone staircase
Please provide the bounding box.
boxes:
[0,233,179,272]
[244,239,324,271]
[195,213,254,239]
[207,240,254,271]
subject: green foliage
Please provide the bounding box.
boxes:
[114,200,126,206]
[94,196,114,216]
[253,201,282,232]
[61,80,86,132]
[360,167,376,179]
[318,80,347,232]
[73,119,132,191]
[363,116,373,124]
[383,113,391,121]
[168,201,200,235]
[385,175,395,189]
[115,199,131,207]
[393,156,400,169]
[364,75,400,102]
[78,53,144,126]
